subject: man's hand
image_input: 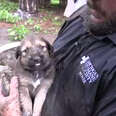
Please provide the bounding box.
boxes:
[0,76,22,116]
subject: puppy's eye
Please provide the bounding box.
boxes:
[42,46,47,52]
[22,51,26,56]
[22,49,27,56]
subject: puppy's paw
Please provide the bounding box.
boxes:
[22,111,32,116]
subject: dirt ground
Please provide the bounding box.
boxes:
[0,7,65,46]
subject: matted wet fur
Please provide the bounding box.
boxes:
[2,33,55,116]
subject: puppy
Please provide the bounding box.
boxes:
[2,33,55,116]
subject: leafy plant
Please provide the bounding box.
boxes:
[0,10,21,23]
[8,25,29,41]
[34,24,41,31]
[0,0,18,11]
[42,17,48,21]
[52,17,62,26]
[25,18,34,25]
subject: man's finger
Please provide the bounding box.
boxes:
[9,77,22,116]
[10,76,19,97]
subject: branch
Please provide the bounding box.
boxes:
[0,42,21,54]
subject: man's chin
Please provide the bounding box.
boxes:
[84,14,115,36]
[83,7,116,36]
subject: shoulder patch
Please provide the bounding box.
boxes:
[79,56,99,84]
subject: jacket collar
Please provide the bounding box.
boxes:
[92,33,116,45]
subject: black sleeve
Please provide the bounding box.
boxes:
[92,64,116,116]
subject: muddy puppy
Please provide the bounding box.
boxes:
[2,34,55,116]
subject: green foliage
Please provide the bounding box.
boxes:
[52,16,62,26]
[8,25,29,41]
[34,24,41,31]
[0,10,21,23]
[0,0,18,11]
[51,0,59,5]
[25,18,34,25]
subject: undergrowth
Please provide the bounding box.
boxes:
[0,0,18,11]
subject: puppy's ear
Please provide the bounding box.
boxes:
[47,43,54,57]
[42,38,54,57]
[15,46,21,59]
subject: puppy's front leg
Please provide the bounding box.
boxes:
[33,79,53,116]
[20,86,32,116]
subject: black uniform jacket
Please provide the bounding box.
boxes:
[41,5,116,116]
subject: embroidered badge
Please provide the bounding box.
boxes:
[79,56,99,84]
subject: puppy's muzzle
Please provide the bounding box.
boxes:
[28,56,43,70]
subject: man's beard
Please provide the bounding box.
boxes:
[84,9,116,36]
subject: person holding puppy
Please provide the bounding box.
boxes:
[1,0,116,115]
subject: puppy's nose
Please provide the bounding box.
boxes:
[28,56,41,68]
[32,57,41,62]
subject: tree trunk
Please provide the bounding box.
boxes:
[19,0,39,14]
[14,0,39,19]
[60,0,66,7]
